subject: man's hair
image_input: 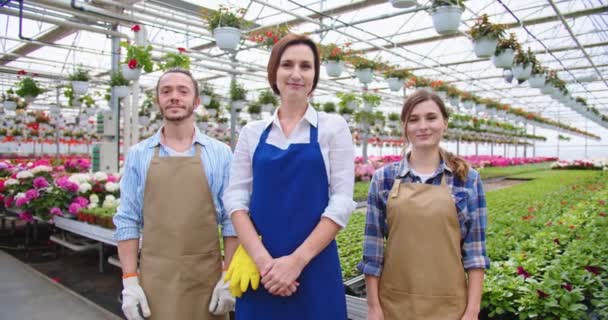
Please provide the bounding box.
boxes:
[155,68,199,96]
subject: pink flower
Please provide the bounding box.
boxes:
[131,24,141,32]
[4,196,14,208]
[107,175,119,183]
[50,207,63,216]
[15,197,29,207]
[517,267,530,279]
[17,70,27,75]
[74,196,89,207]
[33,177,49,189]
[68,202,82,215]
[25,189,39,201]
[18,211,33,222]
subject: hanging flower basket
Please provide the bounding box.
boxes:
[139,116,150,126]
[206,109,217,117]
[511,63,532,81]
[121,64,141,81]
[462,100,475,110]
[492,48,515,68]
[214,27,241,51]
[386,77,404,92]
[113,86,130,98]
[23,95,35,104]
[71,81,89,95]
[200,94,212,106]
[355,68,374,84]
[473,37,499,58]
[528,74,545,88]
[324,60,345,77]
[431,5,463,35]
[262,103,275,113]
[3,101,17,111]
[389,0,417,8]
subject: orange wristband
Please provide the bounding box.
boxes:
[122,273,138,279]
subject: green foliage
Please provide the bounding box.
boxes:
[514,47,534,67]
[158,51,191,71]
[230,80,247,101]
[257,89,278,106]
[202,5,250,30]
[109,71,130,87]
[388,112,400,121]
[361,93,381,107]
[1,89,20,102]
[337,92,360,109]
[199,82,214,96]
[469,13,506,40]
[68,67,90,82]
[206,97,221,110]
[15,77,43,98]
[338,106,354,115]
[120,42,154,73]
[247,102,261,114]
[432,0,465,9]
[383,67,411,80]
[322,102,336,113]
[495,32,520,56]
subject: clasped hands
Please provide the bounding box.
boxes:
[225,244,305,297]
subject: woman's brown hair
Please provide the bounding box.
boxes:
[267,34,320,96]
[401,89,470,182]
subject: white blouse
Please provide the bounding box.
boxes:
[223,106,356,228]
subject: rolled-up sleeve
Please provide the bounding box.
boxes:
[462,171,491,270]
[357,169,388,277]
[223,125,253,218]
[321,116,356,228]
[113,148,142,241]
[217,147,236,237]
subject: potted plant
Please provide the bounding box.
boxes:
[528,59,546,89]
[1,89,20,111]
[468,13,506,58]
[257,89,278,113]
[347,55,377,84]
[249,25,290,50]
[205,97,221,117]
[383,67,410,92]
[109,71,130,98]
[69,67,91,95]
[15,77,43,103]
[320,43,351,77]
[157,47,191,71]
[202,5,249,51]
[541,70,558,94]
[322,101,337,113]
[120,41,154,81]
[199,82,214,106]
[337,92,360,110]
[361,92,382,110]
[430,0,465,35]
[338,105,354,122]
[247,102,262,120]
[389,0,418,9]
[492,32,519,68]
[230,80,247,112]
[387,112,401,127]
[512,47,533,81]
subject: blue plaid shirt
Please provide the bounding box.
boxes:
[357,159,490,277]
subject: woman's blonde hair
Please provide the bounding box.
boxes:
[400,89,470,182]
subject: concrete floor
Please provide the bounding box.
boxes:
[0,250,121,320]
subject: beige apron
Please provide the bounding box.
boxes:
[379,174,467,320]
[139,145,226,320]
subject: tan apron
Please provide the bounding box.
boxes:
[379,174,467,320]
[139,145,226,320]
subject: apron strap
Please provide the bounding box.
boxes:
[194,143,202,156]
[389,178,401,199]
[259,122,273,145]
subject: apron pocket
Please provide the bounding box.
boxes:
[380,286,466,320]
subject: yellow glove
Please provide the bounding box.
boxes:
[224,244,261,298]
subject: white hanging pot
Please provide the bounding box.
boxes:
[71,81,89,95]
[324,60,345,78]
[386,77,403,91]
[355,68,374,84]
[540,84,555,94]
[550,89,562,99]
[347,100,358,110]
[232,100,247,112]
[139,116,150,126]
[492,48,515,68]
[448,97,460,108]
[23,95,35,104]
[49,105,61,115]
[528,74,545,88]
[213,27,241,51]
[389,0,417,8]
[511,63,532,81]
[3,101,17,111]
[462,100,474,110]
[262,104,275,113]
[121,64,141,81]
[472,37,499,58]
[436,91,447,101]
[86,108,97,116]
[431,5,463,35]
[206,109,217,117]
[113,85,130,98]
[197,122,209,131]
[200,94,212,106]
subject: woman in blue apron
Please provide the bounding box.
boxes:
[223,34,356,320]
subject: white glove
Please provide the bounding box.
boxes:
[122,276,151,320]
[209,271,235,315]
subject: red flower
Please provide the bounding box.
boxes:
[599,200,606,206]
[17,70,27,75]
[273,35,278,44]
[177,47,186,53]
[517,267,530,279]
[131,25,141,32]
[561,283,573,292]
[536,289,550,298]
[585,266,603,276]
[266,31,273,37]
[128,59,138,69]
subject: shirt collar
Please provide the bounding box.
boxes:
[397,152,453,178]
[263,104,318,130]
[147,124,207,149]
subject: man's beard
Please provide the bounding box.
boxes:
[160,105,194,122]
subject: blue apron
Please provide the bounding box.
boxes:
[235,120,347,320]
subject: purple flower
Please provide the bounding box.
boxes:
[74,196,89,207]
[25,189,40,201]
[50,207,63,216]
[15,197,29,207]
[33,177,49,189]
[19,211,33,222]
[585,266,603,276]
[562,283,573,292]
[68,202,82,215]
[517,267,531,279]
[536,289,550,298]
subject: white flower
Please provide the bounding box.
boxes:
[4,178,18,186]
[78,182,92,194]
[89,194,100,204]
[16,171,33,179]
[105,182,119,192]
[103,195,118,208]
[87,202,99,209]
[30,165,52,174]
[105,195,116,202]
[15,192,26,200]
[93,172,108,182]
[68,173,91,184]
